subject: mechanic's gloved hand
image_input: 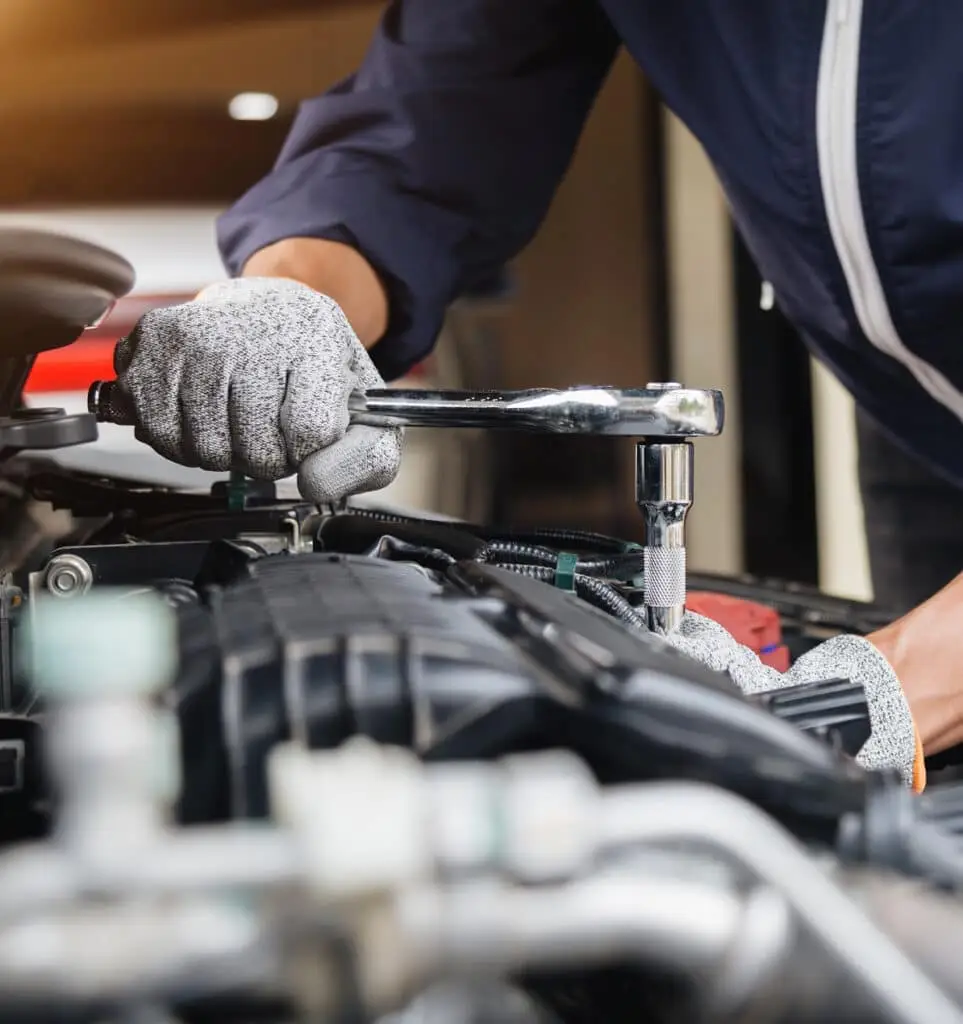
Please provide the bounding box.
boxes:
[113,277,403,503]
[665,612,921,789]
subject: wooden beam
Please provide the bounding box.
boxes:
[0,0,367,56]
[0,6,384,115]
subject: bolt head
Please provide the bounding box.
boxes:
[44,555,93,599]
[51,570,79,594]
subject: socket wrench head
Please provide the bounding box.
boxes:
[636,442,694,635]
[636,442,694,525]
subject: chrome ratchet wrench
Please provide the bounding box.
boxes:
[89,380,725,634]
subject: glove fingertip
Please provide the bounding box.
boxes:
[296,453,343,505]
[297,427,403,505]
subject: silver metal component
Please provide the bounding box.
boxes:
[87,379,135,426]
[394,873,775,980]
[0,899,268,1005]
[423,751,598,884]
[88,380,725,438]
[49,699,169,869]
[0,722,959,1022]
[43,553,93,599]
[0,829,300,923]
[636,442,693,633]
[495,751,598,883]
[346,385,724,438]
[86,378,107,417]
[599,783,963,1024]
[86,380,136,428]
[22,594,180,874]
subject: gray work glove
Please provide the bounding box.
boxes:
[113,277,403,503]
[664,612,917,785]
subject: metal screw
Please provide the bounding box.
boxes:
[44,554,93,599]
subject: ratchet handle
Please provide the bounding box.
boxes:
[348,386,724,438]
[89,381,726,440]
[88,380,135,426]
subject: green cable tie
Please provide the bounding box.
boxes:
[554,551,578,592]
[227,469,248,512]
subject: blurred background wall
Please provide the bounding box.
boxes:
[0,0,872,598]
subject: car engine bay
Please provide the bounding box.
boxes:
[3,227,963,1024]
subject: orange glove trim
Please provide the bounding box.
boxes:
[912,722,927,794]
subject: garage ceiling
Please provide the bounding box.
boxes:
[0,2,386,203]
[0,1,384,114]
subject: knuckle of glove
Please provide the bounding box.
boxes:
[364,428,405,488]
[297,427,403,504]
[348,335,388,390]
[237,450,290,482]
[120,305,212,378]
[285,290,360,358]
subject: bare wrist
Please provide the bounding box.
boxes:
[241,237,389,348]
[868,605,963,756]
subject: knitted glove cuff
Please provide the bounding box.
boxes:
[668,613,917,786]
[793,634,917,787]
[195,276,329,305]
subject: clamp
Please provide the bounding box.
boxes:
[88,381,725,634]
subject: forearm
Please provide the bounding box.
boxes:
[867,572,963,755]
[241,237,389,349]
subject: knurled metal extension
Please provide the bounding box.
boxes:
[643,548,687,609]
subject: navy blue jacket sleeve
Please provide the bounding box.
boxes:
[216,0,620,380]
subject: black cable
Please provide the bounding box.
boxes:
[342,507,417,526]
[369,535,458,572]
[345,507,635,556]
[478,541,644,581]
[489,562,647,631]
[576,575,647,628]
[345,511,646,617]
[477,541,558,566]
[489,562,555,582]
[569,552,645,580]
[496,526,630,554]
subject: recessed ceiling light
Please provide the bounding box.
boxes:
[228,92,279,122]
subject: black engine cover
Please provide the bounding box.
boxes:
[173,553,868,835]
